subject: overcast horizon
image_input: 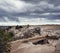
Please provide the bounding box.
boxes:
[0,0,60,25]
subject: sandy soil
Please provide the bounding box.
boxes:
[10,38,60,53]
[10,25,60,53]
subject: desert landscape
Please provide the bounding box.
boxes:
[0,0,60,53]
[0,25,60,53]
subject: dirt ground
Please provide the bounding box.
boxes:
[10,38,60,53]
[10,25,60,53]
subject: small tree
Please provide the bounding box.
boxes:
[0,30,14,53]
[27,24,30,28]
[34,27,41,35]
[15,25,23,29]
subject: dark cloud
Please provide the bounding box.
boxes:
[48,0,60,5]
[48,15,60,20]
[0,17,6,22]
[0,0,60,24]
[21,0,42,3]
[21,0,60,5]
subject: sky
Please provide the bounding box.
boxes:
[0,0,60,25]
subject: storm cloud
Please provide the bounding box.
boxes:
[0,0,60,25]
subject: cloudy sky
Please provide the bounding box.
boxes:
[0,0,60,25]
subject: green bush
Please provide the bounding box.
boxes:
[0,30,14,53]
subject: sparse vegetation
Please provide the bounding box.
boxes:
[0,30,14,53]
[15,25,23,29]
[23,31,33,38]
[0,25,60,53]
[33,27,41,35]
[26,24,30,28]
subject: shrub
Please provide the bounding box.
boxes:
[15,25,23,29]
[0,30,14,53]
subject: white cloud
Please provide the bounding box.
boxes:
[0,17,60,25]
[39,1,54,9]
[53,19,60,22]
[54,6,60,10]
[0,0,60,25]
[0,0,33,13]
[40,13,50,16]
[15,17,60,25]
[40,12,60,15]
[3,17,9,22]
[0,0,60,13]
[51,13,60,15]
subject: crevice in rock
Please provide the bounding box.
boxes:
[32,39,49,45]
